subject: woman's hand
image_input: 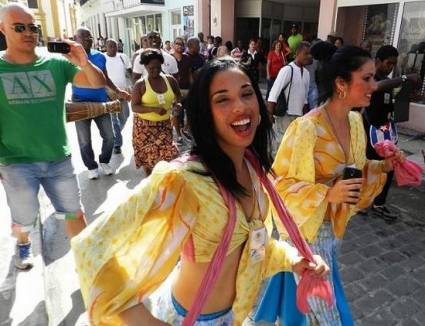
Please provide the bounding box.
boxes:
[292,255,330,278]
[326,178,364,205]
[383,149,405,172]
[120,303,171,326]
[117,88,132,101]
[154,107,167,115]
[63,40,89,68]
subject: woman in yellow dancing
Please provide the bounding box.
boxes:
[71,58,330,326]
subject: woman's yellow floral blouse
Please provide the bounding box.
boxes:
[272,108,387,242]
[71,159,299,325]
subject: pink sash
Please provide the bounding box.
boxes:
[181,150,333,325]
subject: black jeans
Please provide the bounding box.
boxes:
[365,134,393,206]
[373,170,394,206]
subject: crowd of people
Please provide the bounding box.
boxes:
[0,2,421,326]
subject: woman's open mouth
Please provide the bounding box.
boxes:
[231,118,252,135]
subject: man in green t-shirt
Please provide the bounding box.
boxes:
[0,3,106,270]
[287,24,303,61]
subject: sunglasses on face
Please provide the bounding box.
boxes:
[11,23,39,33]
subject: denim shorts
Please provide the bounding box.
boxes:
[0,157,81,232]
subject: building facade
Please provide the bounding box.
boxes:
[80,0,320,57]
[235,0,319,52]
[80,0,201,56]
[0,0,80,44]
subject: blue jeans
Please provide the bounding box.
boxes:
[308,84,319,110]
[75,113,114,170]
[266,78,276,100]
[111,100,130,148]
[0,157,81,232]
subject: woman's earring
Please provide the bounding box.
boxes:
[258,115,262,125]
[338,89,347,100]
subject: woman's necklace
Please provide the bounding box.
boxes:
[323,106,352,164]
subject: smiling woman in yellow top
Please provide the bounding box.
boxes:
[71,58,330,326]
[260,46,403,325]
[131,49,181,175]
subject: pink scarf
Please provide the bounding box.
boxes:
[374,140,424,187]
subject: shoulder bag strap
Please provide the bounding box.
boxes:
[285,65,294,104]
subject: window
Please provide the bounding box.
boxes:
[363,4,398,56]
[140,16,146,35]
[147,15,154,33]
[171,11,181,25]
[397,1,425,103]
[155,14,162,34]
[27,0,38,9]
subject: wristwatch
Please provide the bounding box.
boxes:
[401,74,407,82]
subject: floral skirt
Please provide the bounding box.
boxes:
[132,116,178,170]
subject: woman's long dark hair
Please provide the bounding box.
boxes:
[186,57,273,196]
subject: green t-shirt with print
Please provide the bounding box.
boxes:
[0,55,79,164]
[288,33,303,52]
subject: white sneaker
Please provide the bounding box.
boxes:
[88,168,99,180]
[100,163,114,176]
[15,242,34,270]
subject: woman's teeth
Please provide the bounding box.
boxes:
[231,119,250,126]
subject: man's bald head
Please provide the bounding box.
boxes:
[74,27,93,52]
[0,3,34,23]
[0,3,38,54]
[75,27,91,38]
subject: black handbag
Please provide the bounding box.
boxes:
[273,65,294,117]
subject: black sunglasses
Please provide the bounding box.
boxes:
[11,23,39,34]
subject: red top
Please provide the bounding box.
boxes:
[267,50,285,79]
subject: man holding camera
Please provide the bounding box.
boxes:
[0,3,105,270]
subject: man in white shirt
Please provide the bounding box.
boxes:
[267,41,312,154]
[105,39,132,154]
[132,31,178,82]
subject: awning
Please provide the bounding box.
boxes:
[105,4,166,18]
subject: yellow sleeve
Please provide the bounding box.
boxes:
[71,161,199,325]
[263,239,299,278]
[357,161,387,209]
[272,118,329,242]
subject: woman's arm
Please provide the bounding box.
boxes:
[272,118,331,242]
[120,303,170,326]
[71,164,199,325]
[167,75,182,104]
[266,58,271,80]
[131,79,166,115]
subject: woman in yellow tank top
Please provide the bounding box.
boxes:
[131,49,181,175]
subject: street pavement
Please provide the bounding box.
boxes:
[1,101,425,325]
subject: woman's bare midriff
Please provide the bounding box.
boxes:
[172,244,244,314]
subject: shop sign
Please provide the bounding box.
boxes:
[140,0,165,4]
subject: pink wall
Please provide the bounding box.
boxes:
[317,0,337,40]
[210,0,235,42]
[220,0,235,42]
[335,6,367,45]
[197,0,210,36]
